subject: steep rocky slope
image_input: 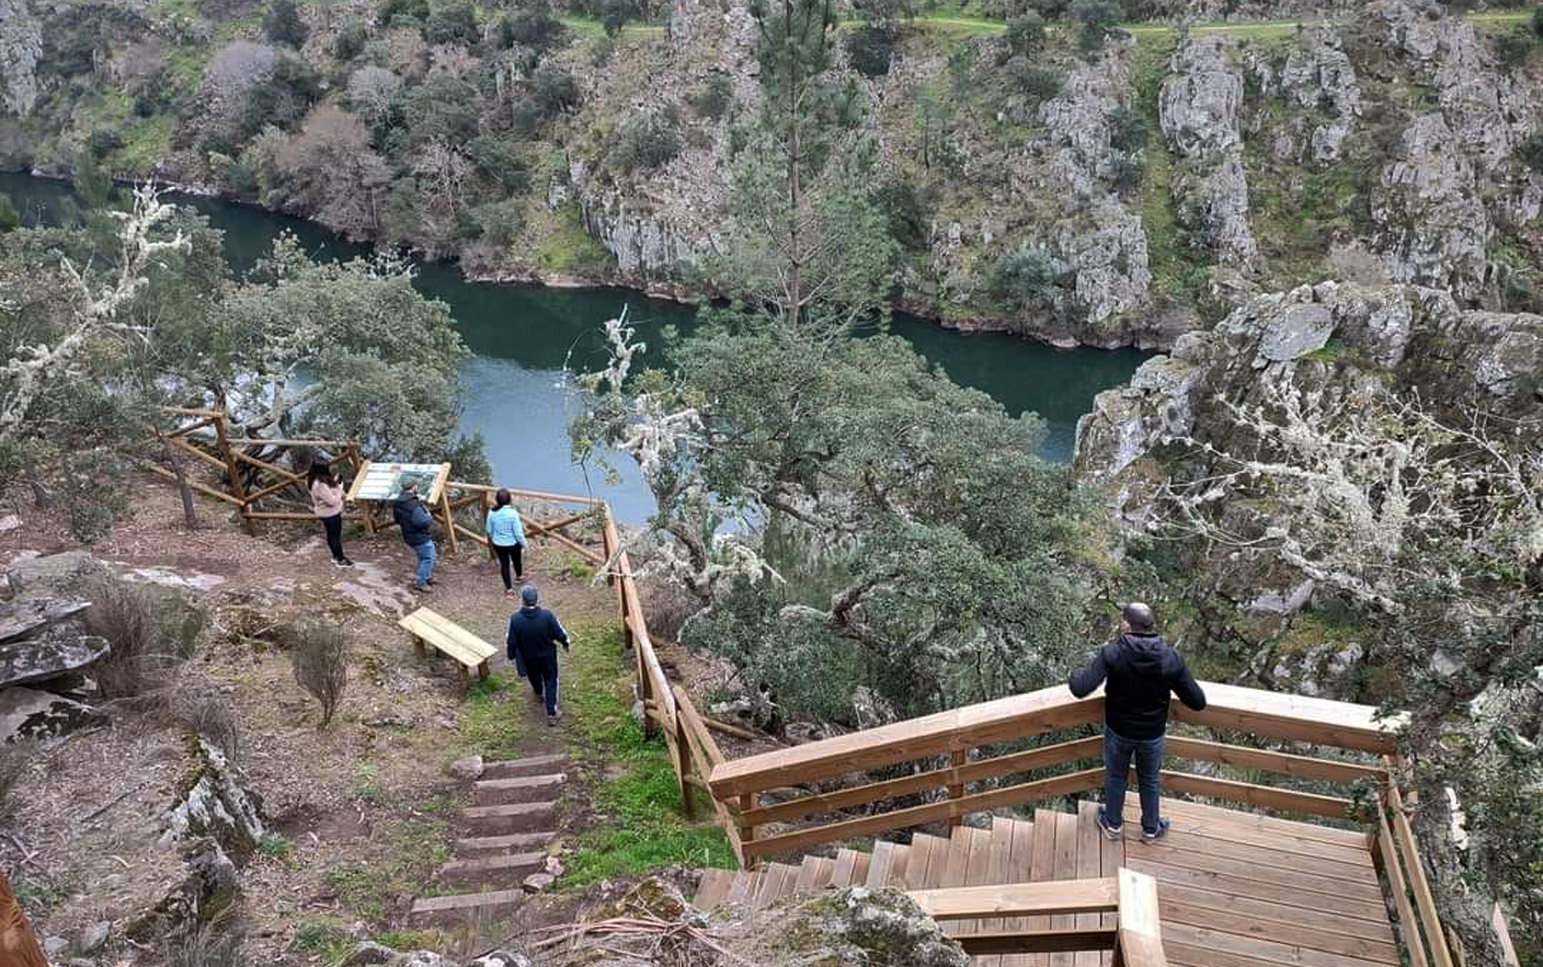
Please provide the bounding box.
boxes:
[3,0,1543,347]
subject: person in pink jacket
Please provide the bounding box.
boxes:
[308,461,354,568]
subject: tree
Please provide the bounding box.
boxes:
[611,108,683,172]
[844,24,898,77]
[0,194,18,234]
[989,246,1057,309]
[1003,11,1045,58]
[601,0,639,35]
[1157,379,1542,961]
[425,0,479,45]
[498,2,565,50]
[1070,0,1120,52]
[0,187,191,538]
[263,0,308,47]
[72,147,113,210]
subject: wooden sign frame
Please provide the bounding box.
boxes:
[348,462,460,552]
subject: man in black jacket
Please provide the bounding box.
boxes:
[506,584,571,726]
[1068,602,1206,842]
[393,483,436,593]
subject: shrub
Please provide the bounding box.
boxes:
[687,72,733,120]
[162,925,243,967]
[1009,58,1063,101]
[989,246,1057,309]
[289,624,348,728]
[473,199,525,248]
[425,0,479,44]
[1108,104,1148,151]
[1110,155,1143,191]
[239,56,320,138]
[531,62,579,115]
[379,0,430,24]
[844,24,898,77]
[0,194,18,233]
[264,0,309,47]
[1497,27,1535,70]
[852,0,914,23]
[870,180,929,251]
[87,126,123,157]
[1070,0,1120,52]
[601,0,638,35]
[85,577,157,698]
[466,135,529,191]
[499,2,565,50]
[0,740,37,818]
[1003,12,1045,58]
[1519,131,1543,172]
[133,93,157,117]
[1534,5,1543,37]
[612,108,683,171]
[333,22,369,60]
[152,682,240,760]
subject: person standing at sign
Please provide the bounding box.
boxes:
[485,488,527,597]
[394,482,437,593]
[308,461,353,568]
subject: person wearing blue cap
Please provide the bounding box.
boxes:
[505,584,571,725]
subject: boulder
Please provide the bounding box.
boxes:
[448,755,483,781]
[0,633,109,689]
[467,953,531,967]
[0,598,91,643]
[521,872,555,893]
[160,738,267,858]
[343,941,398,966]
[5,551,107,598]
[0,686,106,742]
[76,921,109,954]
[389,953,461,967]
[123,838,239,942]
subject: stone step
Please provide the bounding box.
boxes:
[482,754,568,779]
[474,773,565,805]
[410,888,525,925]
[456,831,556,854]
[437,851,548,889]
[463,801,557,834]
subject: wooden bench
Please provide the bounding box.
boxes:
[399,607,498,692]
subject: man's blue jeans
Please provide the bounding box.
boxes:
[1103,726,1165,835]
[412,540,436,588]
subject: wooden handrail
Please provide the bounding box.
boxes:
[904,870,1165,966]
[709,682,1395,799]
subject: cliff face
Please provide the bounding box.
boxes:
[3,0,1543,346]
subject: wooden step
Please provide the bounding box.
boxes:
[474,773,565,805]
[830,849,861,888]
[436,851,547,889]
[410,888,524,924]
[795,854,835,893]
[463,800,557,834]
[753,862,801,908]
[865,841,897,889]
[694,868,737,911]
[723,870,761,908]
[482,753,568,779]
[455,831,556,854]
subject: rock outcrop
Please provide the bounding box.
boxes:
[1161,37,1258,270]
[0,0,42,117]
[0,686,106,743]
[1074,280,1543,614]
[160,737,268,857]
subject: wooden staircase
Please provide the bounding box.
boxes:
[410,753,567,924]
[693,796,1401,967]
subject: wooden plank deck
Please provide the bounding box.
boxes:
[691,794,1399,967]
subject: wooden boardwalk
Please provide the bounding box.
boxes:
[695,795,1398,967]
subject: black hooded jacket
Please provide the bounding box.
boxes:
[1068,633,1207,740]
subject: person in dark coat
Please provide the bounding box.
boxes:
[1069,602,1207,842]
[393,482,436,593]
[506,584,571,725]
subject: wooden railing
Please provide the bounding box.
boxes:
[705,681,1397,861]
[907,867,1166,965]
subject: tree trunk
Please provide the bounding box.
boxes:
[785,0,802,331]
[160,438,201,531]
[0,870,48,967]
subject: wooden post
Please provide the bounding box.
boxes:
[213,413,253,535]
[412,635,428,661]
[439,487,459,554]
[1,870,48,967]
[740,793,757,869]
[481,491,495,560]
[676,710,696,815]
[949,747,967,827]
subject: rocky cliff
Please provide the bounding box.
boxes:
[3,0,1543,346]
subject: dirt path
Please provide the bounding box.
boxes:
[1,477,625,965]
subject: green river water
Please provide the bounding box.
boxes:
[1,172,1150,521]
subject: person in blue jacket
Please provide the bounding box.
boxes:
[506,584,571,726]
[484,488,528,598]
[393,482,436,594]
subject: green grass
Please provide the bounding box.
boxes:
[12,876,70,916]
[321,817,449,921]
[558,620,736,888]
[536,204,618,277]
[459,669,524,757]
[558,15,663,37]
[375,929,450,951]
[293,916,353,965]
[257,832,293,859]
